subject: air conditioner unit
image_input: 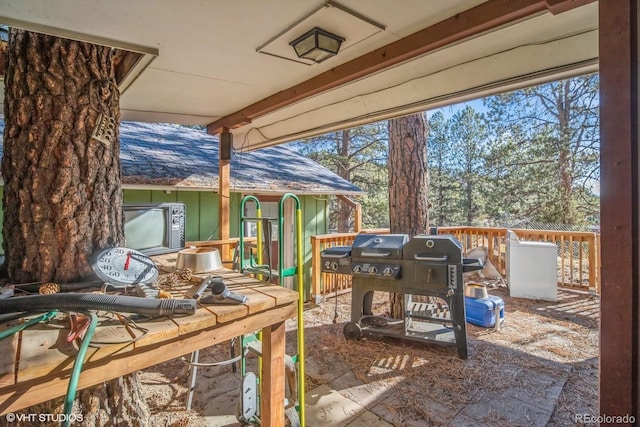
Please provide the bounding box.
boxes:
[506,230,558,302]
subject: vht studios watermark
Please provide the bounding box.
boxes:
[5,412,84,423]
[575,413,636,424]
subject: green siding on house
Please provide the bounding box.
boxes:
[123,189,328,298]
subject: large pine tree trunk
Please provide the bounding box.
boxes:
[3,29,124,283]
[3,29,149,425]
[387,113,429,318]
[557,80,575,225]
[337,129,351,232]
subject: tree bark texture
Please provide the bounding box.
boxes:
[387,113,430,318]
[2,29,124,283]
[557,80,575,224]
[337,129,352,232]
[4,30,148,424]
[8,373,151,427]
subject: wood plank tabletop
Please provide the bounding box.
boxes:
[0,259,299,415]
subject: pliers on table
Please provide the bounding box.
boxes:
[67,312,90,343]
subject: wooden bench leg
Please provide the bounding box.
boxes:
[261,321,285,427]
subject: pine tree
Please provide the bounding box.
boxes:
[483,74,599,226]
[293,123,389,230]
[387,113,429,318]
[428,111,460,226]
[448,107,488,225]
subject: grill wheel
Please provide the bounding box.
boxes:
[343,322,362,340]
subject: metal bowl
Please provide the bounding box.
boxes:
[175,247,222,273]
[465,283,488,299]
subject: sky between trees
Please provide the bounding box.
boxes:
[291,73,600,232]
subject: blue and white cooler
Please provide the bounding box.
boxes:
[464,284,505,328]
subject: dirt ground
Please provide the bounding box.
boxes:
[139,281,599,426]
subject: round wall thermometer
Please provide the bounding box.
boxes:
[91,247,159,287]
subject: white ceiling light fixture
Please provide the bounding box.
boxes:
[289,27,344,63]
[256,1,384,66]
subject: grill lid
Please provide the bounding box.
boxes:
[351,234,409,259]
[321,246,352,257]
[402,234,463,262]
[320,245,353,274]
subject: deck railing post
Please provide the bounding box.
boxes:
[588,234,597,293]
[311,236,322,303]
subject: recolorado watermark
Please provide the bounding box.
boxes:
[575,413,636,424]
[5,412,84,423]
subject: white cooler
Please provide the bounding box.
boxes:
[506,230,558,302]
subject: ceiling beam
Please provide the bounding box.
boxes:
[544,0,595,15]
[207,0,595,135]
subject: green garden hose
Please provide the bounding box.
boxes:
[0,311,58,340]
[0,309,98,427]
[62,310,98,427]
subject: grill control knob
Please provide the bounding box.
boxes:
[330,262,338,271]
[382,267,393,276]
[353,265,362,273]
[368,266,377,275]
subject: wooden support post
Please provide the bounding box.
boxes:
[261,320,286,427]
[311,236,322,303]
[219,128,232,260]
[599,0,639,419]
[354,203,362,233]
[337,195,362,232]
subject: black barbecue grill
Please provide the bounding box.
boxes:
[321,233,483,359]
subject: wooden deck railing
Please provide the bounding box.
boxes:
[311,227,600,301]
[437,227,600,293]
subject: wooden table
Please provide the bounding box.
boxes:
[0,257,298,427]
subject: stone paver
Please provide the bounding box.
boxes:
[453,393,554,427]
[369,390,461,427]
[185,343,572,427]
[305,384,368,427]
[344,408,394,427]
[329,370,402,409]
[305,355,353,384]
[201,388,243,427]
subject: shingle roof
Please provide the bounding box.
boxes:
[0,119,363,195]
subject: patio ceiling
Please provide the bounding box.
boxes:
[0,0,597,150]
